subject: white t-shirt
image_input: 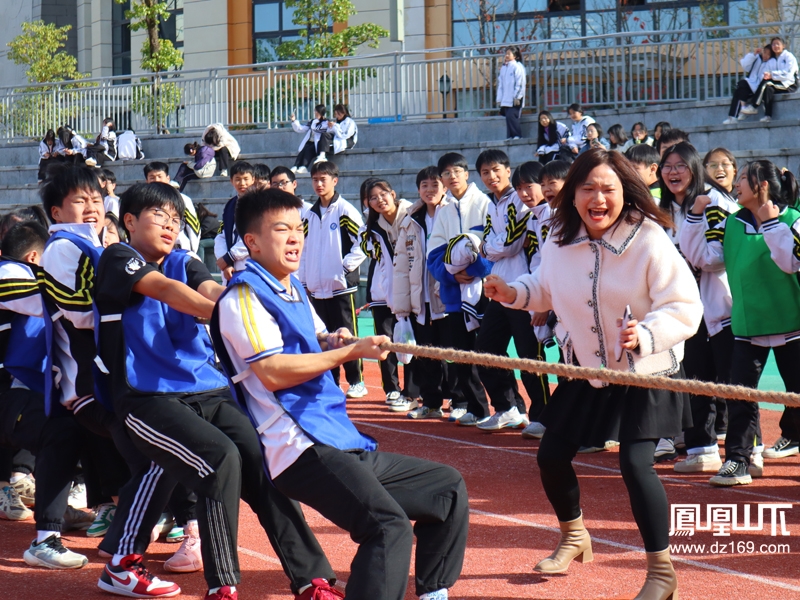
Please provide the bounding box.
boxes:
[104,195,120,217]
[217,283,318,478]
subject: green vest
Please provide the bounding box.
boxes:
[724,207,800,337]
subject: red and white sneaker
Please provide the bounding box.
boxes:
[204,586,237,600]
[97,554,181,598]
[295,578,345,600]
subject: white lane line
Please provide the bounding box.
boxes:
[355,421,799,504]
[238,547,348,589]
[470,509,800,593]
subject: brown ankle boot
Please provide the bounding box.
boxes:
[634,548,678,600]
[534,514,593,574]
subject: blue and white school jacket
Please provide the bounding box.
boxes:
[0,257,47,394]
[210,259,377,472]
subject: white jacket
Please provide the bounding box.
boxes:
[444,233,483,331]
[330,117,358,154]
[359,200,411,310]
[770,50,799,88]
[503,217,702,385]
[292,118,331,152]
[203,124,240,160]
[302,194,366,298]
[393,199,446,321]
[675,188,738,336]
[741,52,778,93]
[567,116,596,151]
[496,60,526,108]
[177,193,200,254]
[428,182,490,254]
[483,187,530,282]
[525,202,552,273]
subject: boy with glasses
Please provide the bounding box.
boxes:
[427,153,492,425]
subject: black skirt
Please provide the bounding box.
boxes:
[540,368,692,448]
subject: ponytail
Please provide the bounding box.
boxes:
[780,169,799,208]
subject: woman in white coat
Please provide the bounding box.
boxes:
[496,46,526,140]
[202,123,241,177]
[485,149,702,600]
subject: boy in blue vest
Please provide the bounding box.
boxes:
[210,187,469,600]
[0,222,90,569]
[95,182,339,600]
[39,165,185,596]
[214,161,256,280]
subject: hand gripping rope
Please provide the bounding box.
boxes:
[317,334,800,408]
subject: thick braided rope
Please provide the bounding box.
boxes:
[321,335,800,407]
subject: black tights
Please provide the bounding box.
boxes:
[537,433,669,552]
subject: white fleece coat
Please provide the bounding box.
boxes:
[393,199,446,320]
[503,217,702,385]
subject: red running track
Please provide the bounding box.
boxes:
[1,361,798,599]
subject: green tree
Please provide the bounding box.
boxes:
[115,0,184,132]
[4,20,89,138]
[274,0,387,62]
[250,0,388,125]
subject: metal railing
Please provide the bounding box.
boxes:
[0,21,796,142]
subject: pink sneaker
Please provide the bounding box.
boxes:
[164,521,202,573]
[295,578,345,600]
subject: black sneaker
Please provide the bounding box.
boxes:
[763,436,800,459]
[709,460,752,487]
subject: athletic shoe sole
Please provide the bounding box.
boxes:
[24,550,88,570]
[764,447,800,459]
[97,579,181,598]
[521,431,545,440]
[709,475,752,487]
[654,451,679,463]
[477,420,524,432]
[674,461,722,473]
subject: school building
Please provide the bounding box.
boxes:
[0,0,781,89]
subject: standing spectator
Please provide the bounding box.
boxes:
[703,148,738,195]
[740,37,798,122]
[607,124,633,153]
[496,46,526,140]
[38,129,62,182]
[202,123,241,177]
[175,142,216,193]
[631,122,655,146]
[96,117,117,162]
[102,169,120,216]
[566,104,596,155]
[653,121,671,154]
[723,44,776,124]
[626,144,662,200]
[579,123,609,154]
[328,104,358,155]
[657,128,689,156]
[252,163,271,185]
[291,104,333,173]
[535,111,571,164]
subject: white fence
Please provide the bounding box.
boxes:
[0,22,796,141]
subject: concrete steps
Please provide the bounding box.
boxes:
[1,94,799,207]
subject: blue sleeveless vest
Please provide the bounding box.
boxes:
[211,260,377,454]
[41,231,104,415]
[98,247,227,397]
[0,258,46,394]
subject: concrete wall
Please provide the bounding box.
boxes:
[183,0,229,71]
[0,2,34,90]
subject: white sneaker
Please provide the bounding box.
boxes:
[760,116,772,122]
[477,406,525,431]
[448,407,467,422]
[0,485,33,521]
[457,412,490,427]
[68,483,87,509]
[84,158,97,167]
[296,166,308,174]
[220,169,228,177]
[385,391,402,405]
[313,152,327,164]
[674,432,686,450]
[654,438,678,462]
[722,117,736,125]
[521,421,546,439]
[290,166,298,173]
[346,382,367,398]
[750,446,764,478]
[736,113,747,121]
[24,535,88,569]
[674,448,722,473]
[739,104,758,115]
[389,397,419,412]
[408,406,444,419]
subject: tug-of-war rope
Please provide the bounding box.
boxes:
[320,334,800,408]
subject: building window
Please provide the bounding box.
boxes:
[160,0,185,50]
[253,0,303,63]
[112,0,131,76]
[451,0,742,47]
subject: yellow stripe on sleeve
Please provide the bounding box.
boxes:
[238,285,266,354]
